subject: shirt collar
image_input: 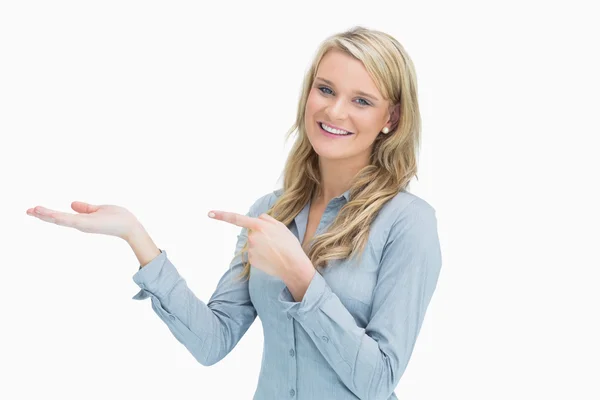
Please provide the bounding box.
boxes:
[317,188,352,203]
[275,187,351,202]
[337,188,351,202]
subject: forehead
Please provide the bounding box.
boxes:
[315,49,380,95]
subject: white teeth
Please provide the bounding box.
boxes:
[320,123,350,135]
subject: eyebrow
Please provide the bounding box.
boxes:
[314,77,380,102]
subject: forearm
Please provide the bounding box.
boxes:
[129,223,259,366]
[126,224,161,268]
[280,271,419,400]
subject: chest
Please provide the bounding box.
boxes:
[301,203,325,253]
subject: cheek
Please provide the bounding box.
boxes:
[306,88,331,116]
[305,92,319,117]
[356,112,385,134]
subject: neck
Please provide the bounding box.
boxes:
[315,155,368,205]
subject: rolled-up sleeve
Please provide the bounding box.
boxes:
[131,204,261,366]
[278,199,442,400]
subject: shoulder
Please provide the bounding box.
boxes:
[380,189,437,222]
[248,188,284,217]
[376,190,439,243]
[373,191,442,278]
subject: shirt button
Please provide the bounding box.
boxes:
[322,336,329,343]
[289,389,295,397]
[289,349,295,357]
[169,315,176,321]
[287,313,292,320]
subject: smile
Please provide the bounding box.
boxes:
[318,122,354,137]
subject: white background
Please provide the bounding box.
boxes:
[2,1,599,399]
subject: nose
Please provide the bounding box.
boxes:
[325,97,349,121]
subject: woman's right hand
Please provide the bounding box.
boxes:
[26,201,141,241]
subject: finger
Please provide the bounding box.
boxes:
[32,206,52,215]
[28,206,58,218]
[258,213,278,223]
[71,201,99,214]
[29,207,81,227]
[28,206,58,223]
[208,210,262,230]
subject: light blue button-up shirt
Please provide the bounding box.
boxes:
[132,188,442,399]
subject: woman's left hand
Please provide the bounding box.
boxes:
[208,209,311,280]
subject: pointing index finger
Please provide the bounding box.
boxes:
[208,210,261,230]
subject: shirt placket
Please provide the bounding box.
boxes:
[285,197,342,399]
[286,312,298,398]
[285,217,303,398]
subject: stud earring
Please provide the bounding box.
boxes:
[382,127,390,134]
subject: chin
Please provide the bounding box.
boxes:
[311,143,351,160]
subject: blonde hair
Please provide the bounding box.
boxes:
[235,25,421,280]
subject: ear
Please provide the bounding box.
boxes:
[386,102,401,130]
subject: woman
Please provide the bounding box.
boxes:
[26,26,442,400]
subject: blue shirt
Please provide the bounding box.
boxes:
[132,188,442,399]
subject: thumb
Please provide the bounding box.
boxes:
[71,201,100,214]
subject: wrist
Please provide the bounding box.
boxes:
[124,222,146,244]
[126,224,161,268]
[283,257,316,302]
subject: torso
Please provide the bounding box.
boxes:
[246,186,438,400]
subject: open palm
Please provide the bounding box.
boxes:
[26,201,139,240]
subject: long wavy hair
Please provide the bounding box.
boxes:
[234,25,421,281]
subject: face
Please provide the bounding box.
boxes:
[304,49,397,164]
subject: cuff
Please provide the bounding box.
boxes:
[278,270,331,321]
[131,249,174,300]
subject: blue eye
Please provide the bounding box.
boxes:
[317,86,371,107]
[318,86,333,95]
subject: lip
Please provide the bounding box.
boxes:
[318,121,354,138]
[318,121,353,134]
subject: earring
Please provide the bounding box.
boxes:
[382,127,390,134]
